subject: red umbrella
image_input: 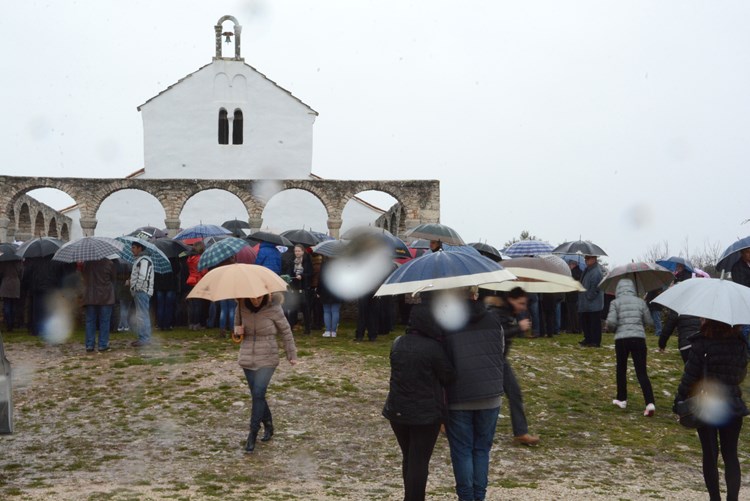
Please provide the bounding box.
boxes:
[235,245,257,264]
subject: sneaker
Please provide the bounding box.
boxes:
[322,331,331,338]
[513,434,540,446]
[98,346,111,352]
[612,399,627,409]
[331,331,337,338]
[644,403,656,417]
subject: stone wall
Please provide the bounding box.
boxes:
[11,193,72,242]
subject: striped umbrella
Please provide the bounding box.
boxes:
[53,237,124,263]
[198,237,249,270]
[116,236,173,274]
[504,240,554,258]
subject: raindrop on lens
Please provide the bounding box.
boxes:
[431,292,469,331]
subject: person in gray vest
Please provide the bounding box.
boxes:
[578,255,604,347]
[127,242,154,347]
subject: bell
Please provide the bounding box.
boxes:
[223,31,233,44]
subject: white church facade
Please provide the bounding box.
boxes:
[62,15,388,239]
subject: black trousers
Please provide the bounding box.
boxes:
[581,311,602,346]
[356,296,379,340]
[614,337,654,405]
[389,421,442,501]
[697,417,743,501]
[565,301,580,333]
[504,360,529,436]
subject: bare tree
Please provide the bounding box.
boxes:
[504,230,541,248]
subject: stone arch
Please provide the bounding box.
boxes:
[341,189,399,237]
[48,218,58,238]
[95,188,167,238]
[180,188,250,231]
[60,223,70,241]
[18,204,31,237]
[34,211,45,237]
[260,188,329,233]
[3,179,83,219]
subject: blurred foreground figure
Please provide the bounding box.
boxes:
[673,319,749,501]
[382,301,454,501]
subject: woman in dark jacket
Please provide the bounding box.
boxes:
[673,319,749,501]
[282,244,312,334]
[383,302,455,501]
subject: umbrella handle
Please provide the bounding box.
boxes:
[232,330,244,343]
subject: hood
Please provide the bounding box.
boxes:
[615,278,637,298]
[407,303,445,340]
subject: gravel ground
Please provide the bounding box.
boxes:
[0,335,727,500]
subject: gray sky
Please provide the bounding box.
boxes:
[2,0,749,266]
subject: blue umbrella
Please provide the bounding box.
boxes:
[504,240,554,258]
[197,237,248,270]
[716,236,750,272]
[116,236,173,274]
[656,256,694,274]
[374,249,516,296]
[174,224,231,241]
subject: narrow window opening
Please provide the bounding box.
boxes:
[218,108,229,144]
[232,109,244,145]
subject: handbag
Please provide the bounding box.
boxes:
[675,353,708,429]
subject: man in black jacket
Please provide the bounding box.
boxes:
[731,247,750,346]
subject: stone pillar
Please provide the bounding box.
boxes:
[327,218,343,239]
[79,218,98,237]
[403,219,422,232]
[248,216,263,232]
[0,217,9,243]
[164,218,182,238]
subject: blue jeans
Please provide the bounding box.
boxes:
[118,298,131,329]
[243,367,276,431]
[323,303,341,333]
[155,290,176,330]
[446,407,500,501]
[219,299,236,330]
[528,294,540,335]
[3,298,16,331]
[85,304,113,350]
[132,291,152,343]
[651,310,662,337]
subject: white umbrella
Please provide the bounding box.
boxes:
[652,276,750,326]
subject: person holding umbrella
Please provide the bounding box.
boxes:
[81,258,117,352]
[0,257,23,333]
[673,319,748,501]
[604,278,656,416]
[730,248,750,346]
[578,255,605,347]
[234,292,298,453]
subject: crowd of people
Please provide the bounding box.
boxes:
[1,235,748,501]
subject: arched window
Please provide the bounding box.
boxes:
[218,108,229,144]
[232,109,244,145]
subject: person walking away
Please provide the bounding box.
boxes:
[383,301,455,501]
[482,287,540,446]
[658,308,701,363]
[730,248,750,347]
[578,255,604,347]
[81,258,117,352]
[605,278,656,416]
[234,293,297,453]
[185,241,207,330]
[443,287,505,501]
[128,242,154,347]
[0,260,22,332]
[673,319,749,501]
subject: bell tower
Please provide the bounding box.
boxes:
[214,15,243,61]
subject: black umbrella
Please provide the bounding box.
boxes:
[281,229,322,247]
[247,231,293,247]
[468,242,502,262]
[152,238,191,258]
[129,226,168,241]
[404,223,465,246]
[15,237,64,258]
[552,239,608,257]
[409,238,432,250]
[0,243,21,262]
[222,219,251,237]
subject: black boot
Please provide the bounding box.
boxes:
[261,419,274,442]
[245,429,258,453]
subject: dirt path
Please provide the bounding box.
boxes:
[0,336,716,500]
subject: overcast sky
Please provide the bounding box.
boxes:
[2,0,749,266]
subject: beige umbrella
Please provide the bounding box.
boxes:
[187,264,288,301]
[482,255,585,293]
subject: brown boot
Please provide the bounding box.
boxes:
[513,433,540,446]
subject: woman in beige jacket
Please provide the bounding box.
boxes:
[234,293,297,453]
